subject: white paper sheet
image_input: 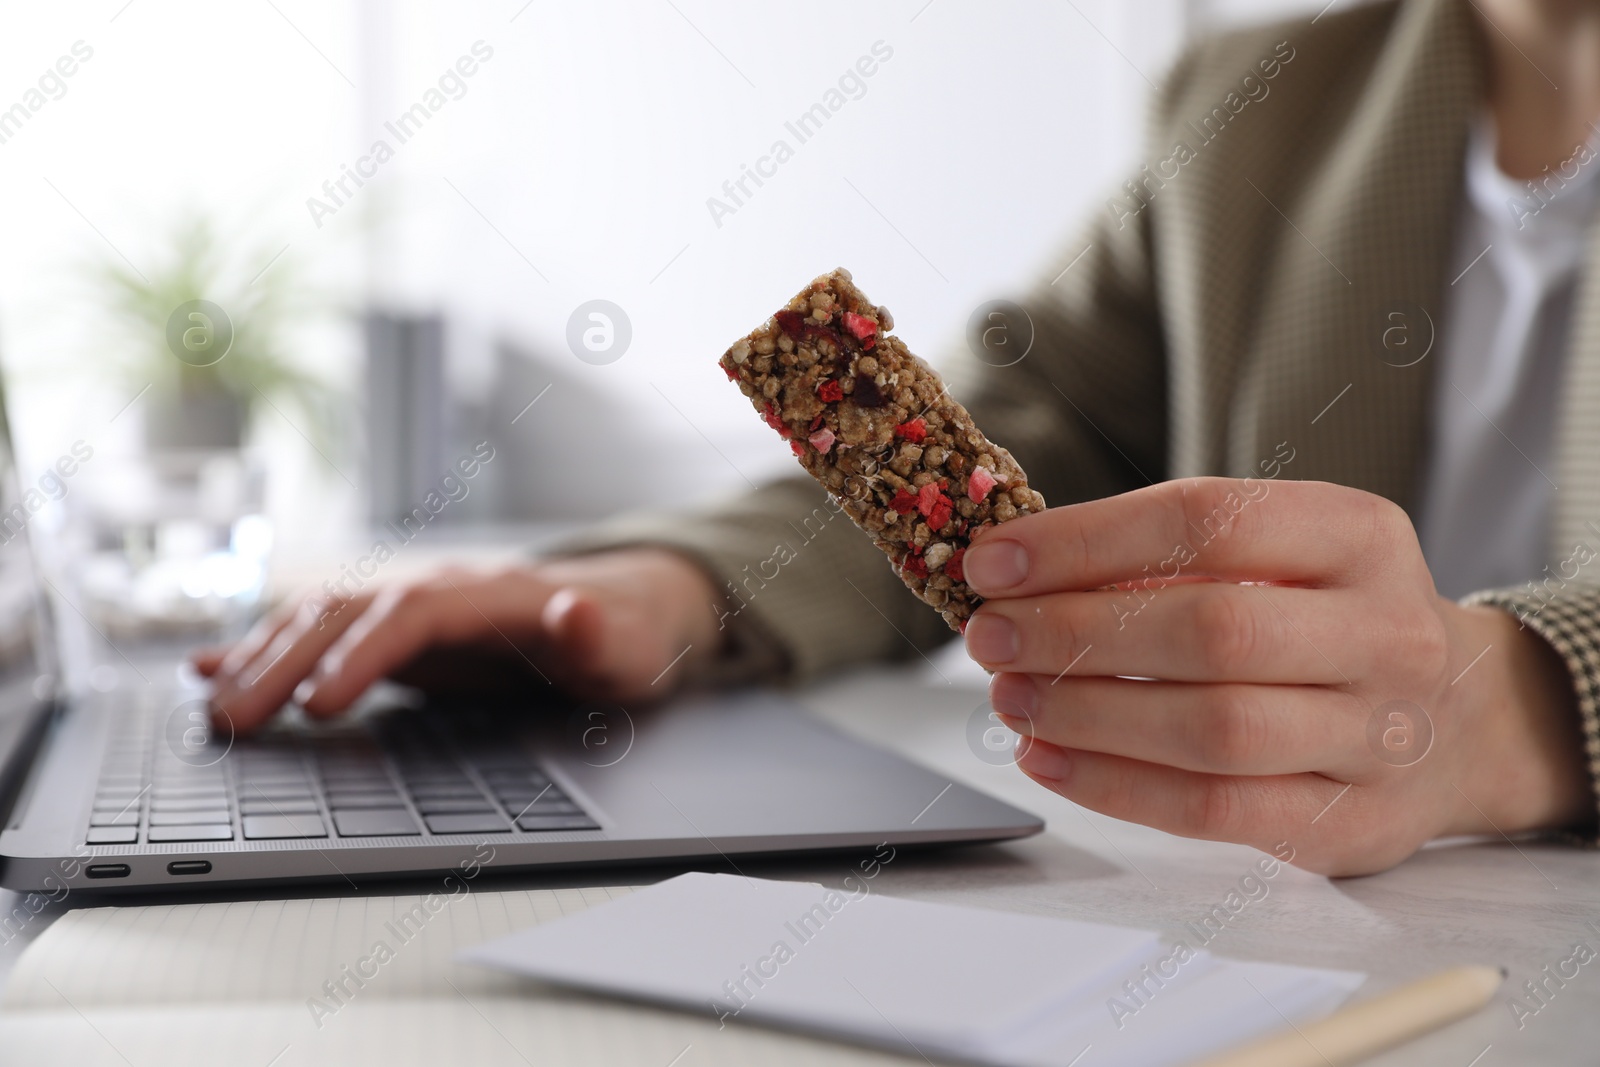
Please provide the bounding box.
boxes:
[460,872,1366,1067]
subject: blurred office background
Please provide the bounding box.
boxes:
[0,0,1325,639]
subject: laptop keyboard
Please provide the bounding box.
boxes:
[86,703,601,846]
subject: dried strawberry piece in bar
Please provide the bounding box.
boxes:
[889,488,920,514]
[717,268,1046,632]
[894,417,928,443]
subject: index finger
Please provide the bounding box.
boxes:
[209,598,367,732]
[961,477,1402,597]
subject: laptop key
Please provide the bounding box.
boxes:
[394,767,468,781]
[237,769,307,783]
[322,779,396,792]
[153,771,225,783]
[151,797,234,812]
[516,814,601,832]
[413,798,494,815]
[319,775,393,790]
[237,783,315,800]
[89,811,140,826]
[407,784,485,799]
[505,800,584,816]
[240,798,319,815]
[323,782,399,796]
[402,779,474,792]
[332,809,421,837]
[325,793,405,809]
[423,813,510,834]
[152,788,227,801]
[149,810,231,826]
[86,827,139,845]
[243,814,328,839]
[496,790,566,806]
[147,824,233,842]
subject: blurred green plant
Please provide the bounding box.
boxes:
[89,214,337,453]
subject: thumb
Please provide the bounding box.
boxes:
[542,586,612,679]
[543,585,685,698]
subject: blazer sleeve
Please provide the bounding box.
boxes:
[1464,586,1600,841]
[549,194,1170,683]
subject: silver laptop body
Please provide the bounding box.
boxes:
[0,392,1040,894]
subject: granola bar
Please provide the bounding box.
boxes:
[719,268,1045,632]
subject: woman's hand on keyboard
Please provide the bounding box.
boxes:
[190,549,726,731]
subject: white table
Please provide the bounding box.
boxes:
[1,653,1592,1065]
[801,659,1599,1066]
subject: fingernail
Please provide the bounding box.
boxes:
[963,539,1028,593]
[1017,740,1070,782]
[293,679,318,706]
[988,672,1037,727]
[965,612,1019,664]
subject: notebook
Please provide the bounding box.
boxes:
[0,883,918,1066]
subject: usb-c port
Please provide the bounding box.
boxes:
[85,864,130,879]
[166,861,211,876]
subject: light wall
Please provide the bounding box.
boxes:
[0,0,1329,561]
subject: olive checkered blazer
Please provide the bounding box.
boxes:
[567,0,1600,834]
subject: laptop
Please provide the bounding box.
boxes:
[0,387,1040,893]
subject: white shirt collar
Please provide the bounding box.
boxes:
[1468,114,1600,241]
